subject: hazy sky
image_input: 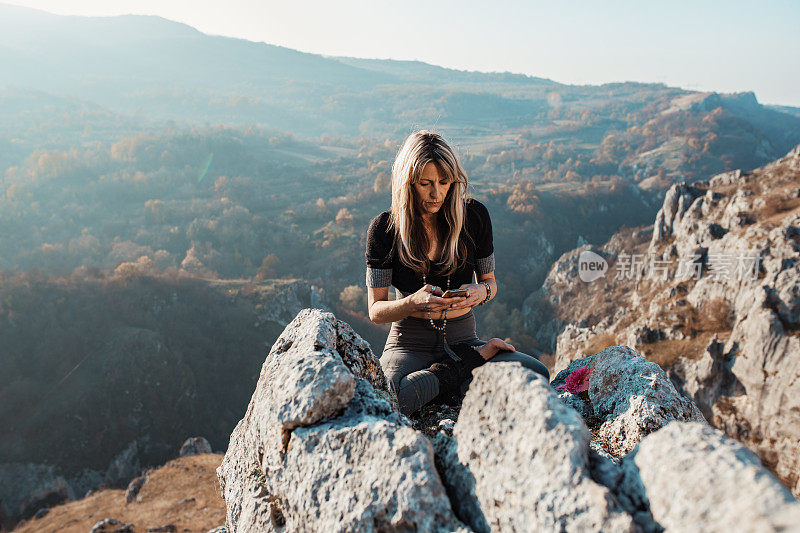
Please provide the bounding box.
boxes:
[7,0,800,106]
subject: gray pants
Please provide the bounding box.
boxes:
[380,310,550,416]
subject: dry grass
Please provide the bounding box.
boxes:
[759,193,800,220]
[582,333,619,357]
[665,298,733,338]
[11,454,226,533]
[640,333,718,371]
[697,298,734,332]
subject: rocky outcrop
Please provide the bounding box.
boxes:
[668,335,735,420]
[533,144,800,497]
[649,182,706,247]
[0,439,142,527]
[216,309,463,532]
[218,309,800,531]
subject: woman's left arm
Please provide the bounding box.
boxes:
[477,272,497,304]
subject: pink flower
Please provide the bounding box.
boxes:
[556,365,593,394]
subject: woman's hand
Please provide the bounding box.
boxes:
[444,283,487,311]
[407,284,467,314]
[476,338,515,361]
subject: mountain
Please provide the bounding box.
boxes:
[2,1,799,166]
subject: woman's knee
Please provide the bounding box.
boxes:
[379,352,431,393]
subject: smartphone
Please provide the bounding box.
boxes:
[442,288,469,298]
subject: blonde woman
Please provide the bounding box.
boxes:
[365,130,549,416]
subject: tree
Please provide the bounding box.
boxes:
[335,208,354,227]
[339,285,367,313]
[373,172,390,193]
[255,254,280,281]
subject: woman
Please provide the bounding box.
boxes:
[365,130,550,416]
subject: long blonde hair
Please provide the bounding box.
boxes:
[389,130,473,277]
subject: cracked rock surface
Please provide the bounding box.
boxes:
[216,308,463,532]
[218,309,799,532]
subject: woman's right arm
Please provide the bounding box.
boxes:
[367,284,465,324]
[368,286,411,324]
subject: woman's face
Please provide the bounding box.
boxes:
[413,162,451,217]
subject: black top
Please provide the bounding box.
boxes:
[365,198,495,296]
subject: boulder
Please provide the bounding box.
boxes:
[618,421,800,532]
[179,437,213,457]
[124,472,149,504]
[216,308,800,531]
[552,346,705,456]
[435,362,634,532]
[216,308,463,532]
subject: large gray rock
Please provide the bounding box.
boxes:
[435,362,634,532]
[216,308,463,532]
[619,421,800,532]
[650,182,705,247]
[553,346,705,456]
[667,335,732,420]
[715,288,800,497]
[179,436,212,457]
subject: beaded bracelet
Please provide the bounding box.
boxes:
[477,281,491,305]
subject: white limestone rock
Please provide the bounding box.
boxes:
[553,346,705,456]
[435,362,634,532]
[216,308,463,532]
[619,421,800,532]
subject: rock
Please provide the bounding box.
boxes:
[552,346,706,456]
[709,168,743,187]
[437,418,455,432]
[104,439,143,487]
[90,518,118,532]
[410,402,460,439]
[147,525,177,532]
[667,335,733,420]
[534,143,800,509]
[125,473,149,504]
[558,390,594,421]
[435,362,634,532]
[716,289,800,497]
[626,325,663,347]
[90,518,135,533]
[32,507,49,519]
[618,421,800,532]
[650,182,705,247]
[217,308,463,532]
[206,527,227,533]
[179,437,212,457]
